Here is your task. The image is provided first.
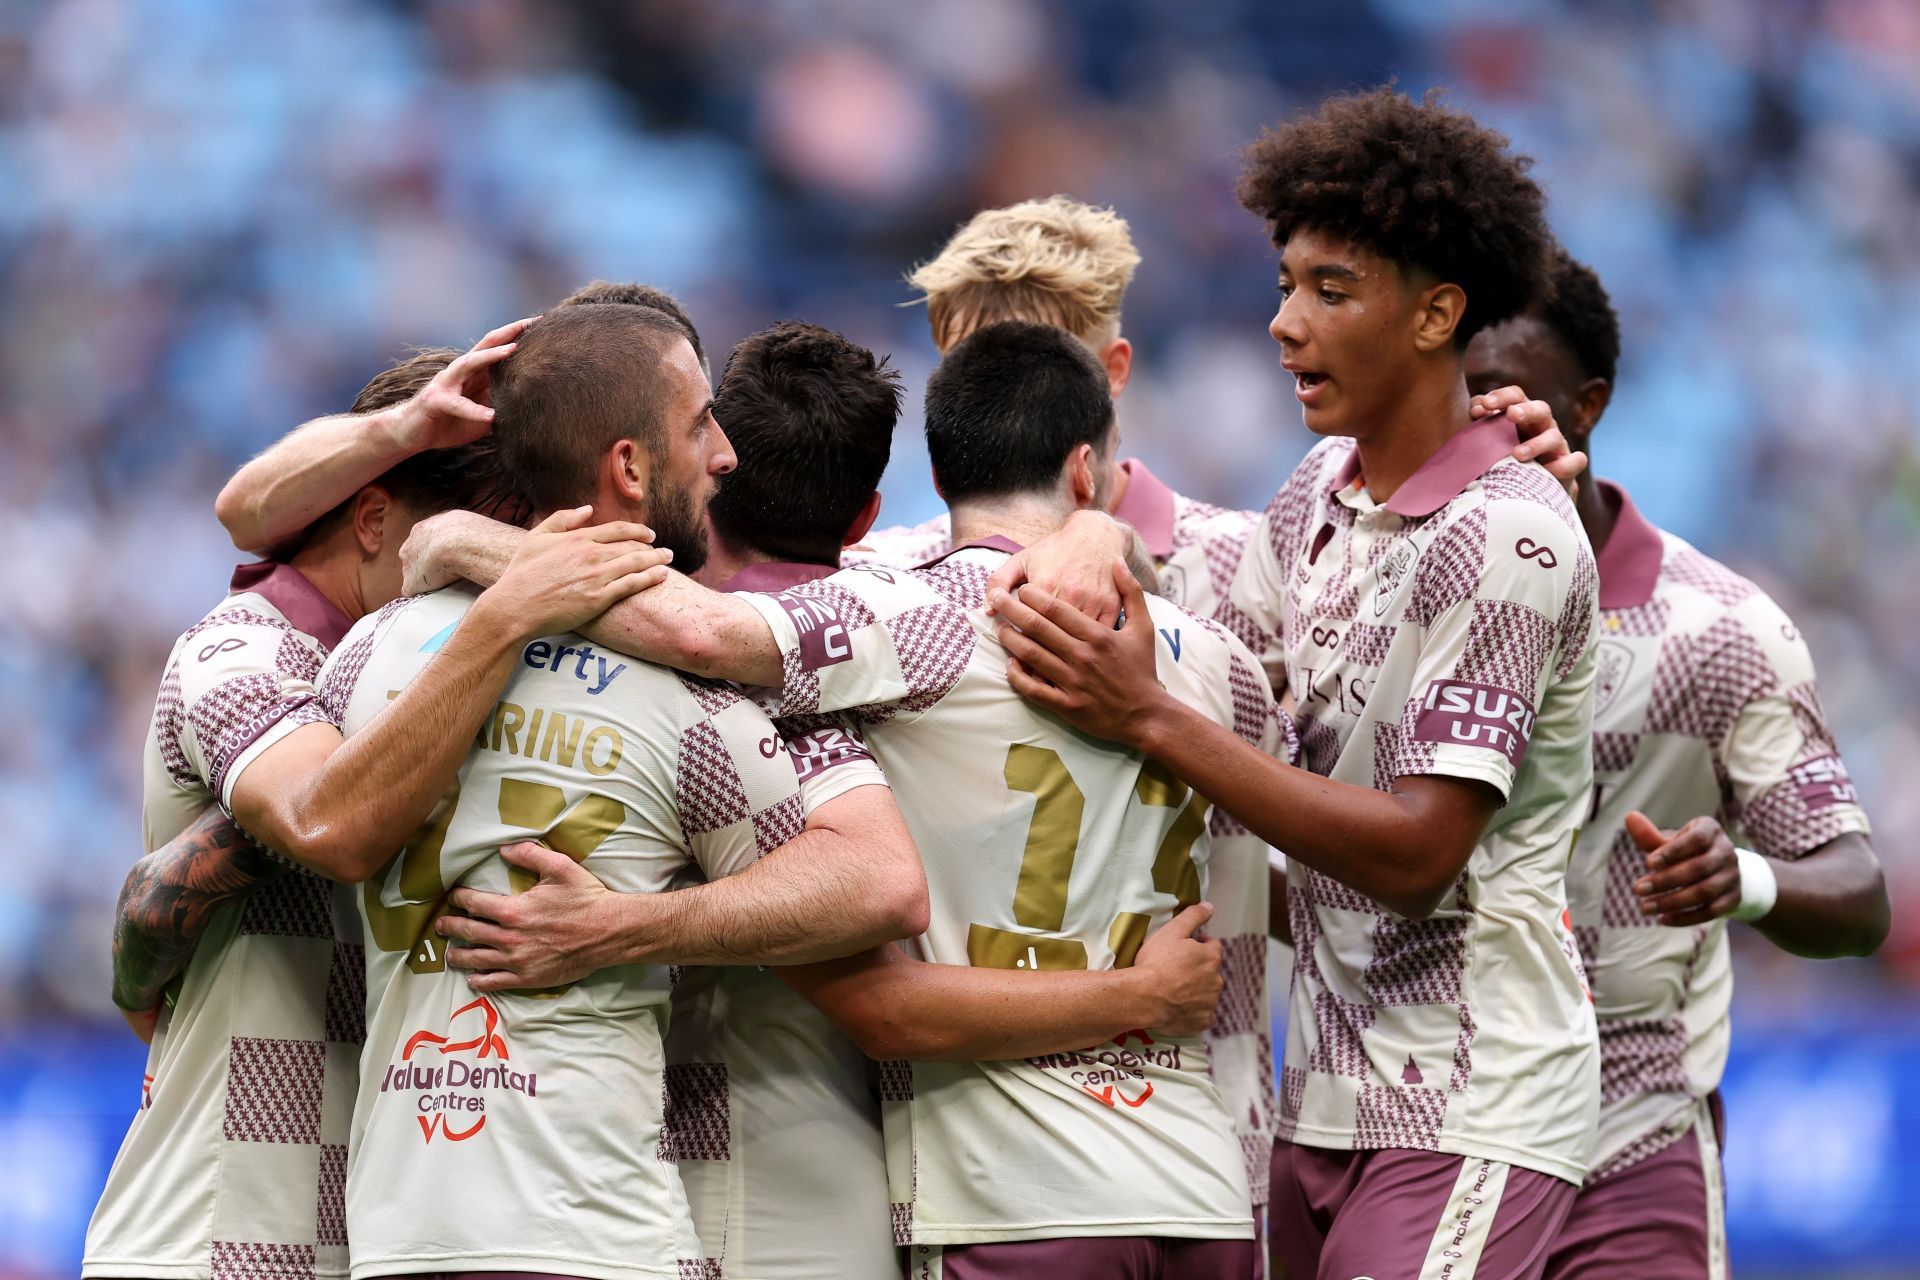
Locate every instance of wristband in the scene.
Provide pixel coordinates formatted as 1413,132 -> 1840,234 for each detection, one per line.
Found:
1731,847 -> 1778,922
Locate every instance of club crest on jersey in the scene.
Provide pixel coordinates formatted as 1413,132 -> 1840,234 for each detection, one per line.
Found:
1593,641 -> 1634,716
1371,543 -> 1416,618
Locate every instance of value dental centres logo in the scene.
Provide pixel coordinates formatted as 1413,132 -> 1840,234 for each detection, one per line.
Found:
378,996 -> 540,1143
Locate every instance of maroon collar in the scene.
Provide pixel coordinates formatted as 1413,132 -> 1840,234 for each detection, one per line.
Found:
917,534 -> 1024,568
1326,413 -> 1520,518
1110,457 -> 1176,558
716,560 -> 837,594
1593,480 -> 1664,610
228,561 -> 354,649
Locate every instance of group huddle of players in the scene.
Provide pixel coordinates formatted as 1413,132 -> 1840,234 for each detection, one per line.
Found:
83,87 -> 1887,1280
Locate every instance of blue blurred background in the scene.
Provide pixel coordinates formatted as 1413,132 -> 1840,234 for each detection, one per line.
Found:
2,0 -> 1917,1275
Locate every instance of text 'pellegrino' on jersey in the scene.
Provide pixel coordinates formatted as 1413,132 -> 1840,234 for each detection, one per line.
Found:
522,639 -> 626,695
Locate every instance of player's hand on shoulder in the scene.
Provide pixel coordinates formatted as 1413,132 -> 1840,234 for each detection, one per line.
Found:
439,842 -> 622,991
389,317 -> 536,452
991,557 -> 1168,749
987,509 -> 1130,627
479,506 -> 673,639
1472,383 -> 1588,495
1627,810 -> 1742,927
1133,901 -> 1224,1038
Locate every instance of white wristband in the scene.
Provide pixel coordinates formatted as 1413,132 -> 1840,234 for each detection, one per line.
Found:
1731,847 -> 1778,922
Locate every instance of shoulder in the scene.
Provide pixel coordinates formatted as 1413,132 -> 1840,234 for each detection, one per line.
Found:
1653,536 -> 1808,683
1145,597 -> 1274,739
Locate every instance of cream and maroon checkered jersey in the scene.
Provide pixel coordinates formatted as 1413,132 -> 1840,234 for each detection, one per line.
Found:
1227,417 -> 1602,1186
736,540 -> 1292,1246
840,471 -> 1278,1218
666,561 -> 899,1280
1571,483 -> 1870,1180
87,563 -> 362,1280
315,583 -> 885,1280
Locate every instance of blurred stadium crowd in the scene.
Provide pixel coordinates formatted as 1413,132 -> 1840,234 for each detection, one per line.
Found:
1,0 -> 1917,1035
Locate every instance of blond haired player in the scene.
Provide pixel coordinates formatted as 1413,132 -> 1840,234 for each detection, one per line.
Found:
303,304 -> 933,1280
86,338 -> 671,1280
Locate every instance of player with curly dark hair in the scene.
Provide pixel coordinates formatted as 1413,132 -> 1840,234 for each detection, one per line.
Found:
986,88 -> 1605,1280
1467,251 -> 1887,1280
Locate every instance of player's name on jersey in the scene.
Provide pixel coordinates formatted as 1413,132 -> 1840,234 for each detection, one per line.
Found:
386,687 -> 632,775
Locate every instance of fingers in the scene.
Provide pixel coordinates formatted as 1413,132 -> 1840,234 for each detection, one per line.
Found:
1478,384 -> 1526,412
447,885 -> 516,921
473,316 -> 540,351
586,520 -> 656,545
496,841 -> 588,883
1160,900 -> 1216,939
444,946 -> 512,972
984,554 -> 1030,613
1005,657 -> 1076,714
1544,450 -> 1588,484
530,505 -> 594,535
1113,557 -> 1149,632
465,969 -> 533,993
437,913 -> 510,948
609,566 -> 672,596
1511,423 -> 1565,459
597,546 -> 675,580
1623,811 -> 1666,856
986,586 -> 1072,649
996,621 -> 1082,689
1640,865 -> 1740,922
1655,890 -> 1743,928
1644,816 -> 1720,871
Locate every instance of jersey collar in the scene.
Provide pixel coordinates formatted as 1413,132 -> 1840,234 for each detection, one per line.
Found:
916,534 -> 1024,567
1326,413 -> 1520,518
1593,480 -> 1664,610
1109,457 -> 1176,559
228,561 -> 354,649
715,560 -> 837,594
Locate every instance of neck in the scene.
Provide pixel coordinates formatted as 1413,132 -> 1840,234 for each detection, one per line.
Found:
697,531 -> 828,588
948,493 -> 1078,550
286,541 -> 368,622
1575,458 -> 1616,552
1354,359 -> 1471,505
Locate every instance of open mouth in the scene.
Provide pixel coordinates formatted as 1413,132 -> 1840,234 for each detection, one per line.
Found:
1293,370 -> 1328,398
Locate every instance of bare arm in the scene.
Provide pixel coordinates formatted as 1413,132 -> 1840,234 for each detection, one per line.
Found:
994,561 -> 1497,919
1269,861 -> 1292,946
1629,815 -> 1889,958
231,511 -> 670,882
112,806 -> 284,1037
217,319 -> 532,553
407,509 -> 783,685
777,902 -> 1223,1061
440,785 -> 930,987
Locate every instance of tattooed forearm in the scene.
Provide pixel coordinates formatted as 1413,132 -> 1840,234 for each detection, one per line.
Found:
111,805 -> 284,1013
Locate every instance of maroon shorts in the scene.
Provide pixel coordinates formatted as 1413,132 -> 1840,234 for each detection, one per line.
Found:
906,1235 -> 1258,1279
1545,1098 -> 1728,1280
1270,1139 -> 1578,1280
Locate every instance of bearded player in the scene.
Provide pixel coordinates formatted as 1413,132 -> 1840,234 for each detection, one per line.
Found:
1465,248 -> 1888,1280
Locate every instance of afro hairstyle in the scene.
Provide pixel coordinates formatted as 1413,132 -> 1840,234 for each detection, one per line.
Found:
1237,87 -> 1554,343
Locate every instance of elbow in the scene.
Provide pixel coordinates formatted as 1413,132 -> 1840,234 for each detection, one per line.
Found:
849,1018 -> 954,1064
285,820 -> 384,884
886,874 -> 931,941
1380,869 -> 1459,921
213,482 -> 260,552
1843,873 -> 1893,957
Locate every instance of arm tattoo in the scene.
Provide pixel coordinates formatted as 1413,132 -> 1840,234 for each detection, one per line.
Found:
111,806 -> 285,1013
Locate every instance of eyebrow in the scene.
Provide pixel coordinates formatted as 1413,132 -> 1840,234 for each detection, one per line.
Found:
1279,260 -> 1363,283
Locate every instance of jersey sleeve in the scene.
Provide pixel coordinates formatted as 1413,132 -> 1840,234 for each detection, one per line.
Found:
671,682 -> 814,882
778,715 -> 890,811
1388,496 -> 1593,800
735,567 -> 973,724
1715,597 -> 1871,859
156,605 -> 335,810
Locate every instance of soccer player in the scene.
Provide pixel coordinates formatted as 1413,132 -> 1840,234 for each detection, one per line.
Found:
301,303 -> 934,1280
1463,250 -> 1889,1279
86,340 -> 669,1280
214,281 -> 706,559
413,318 -> 1285,1277
421,319 -> 1234,1280
988,89 -> 1603,1279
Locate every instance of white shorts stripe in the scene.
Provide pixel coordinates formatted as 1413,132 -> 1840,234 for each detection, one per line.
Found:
1696,1098 -> 1728,1280
1419,1156 -> 1512,1280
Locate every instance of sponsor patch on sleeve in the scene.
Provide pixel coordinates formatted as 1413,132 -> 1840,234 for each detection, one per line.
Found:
1412,679 -> 1537,765
784,722 -> 875,783
1789,753 -> 1857,811
770,588 -> 857,672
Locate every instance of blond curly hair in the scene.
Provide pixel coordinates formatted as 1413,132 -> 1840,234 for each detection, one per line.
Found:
908,196 -> 1141,351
